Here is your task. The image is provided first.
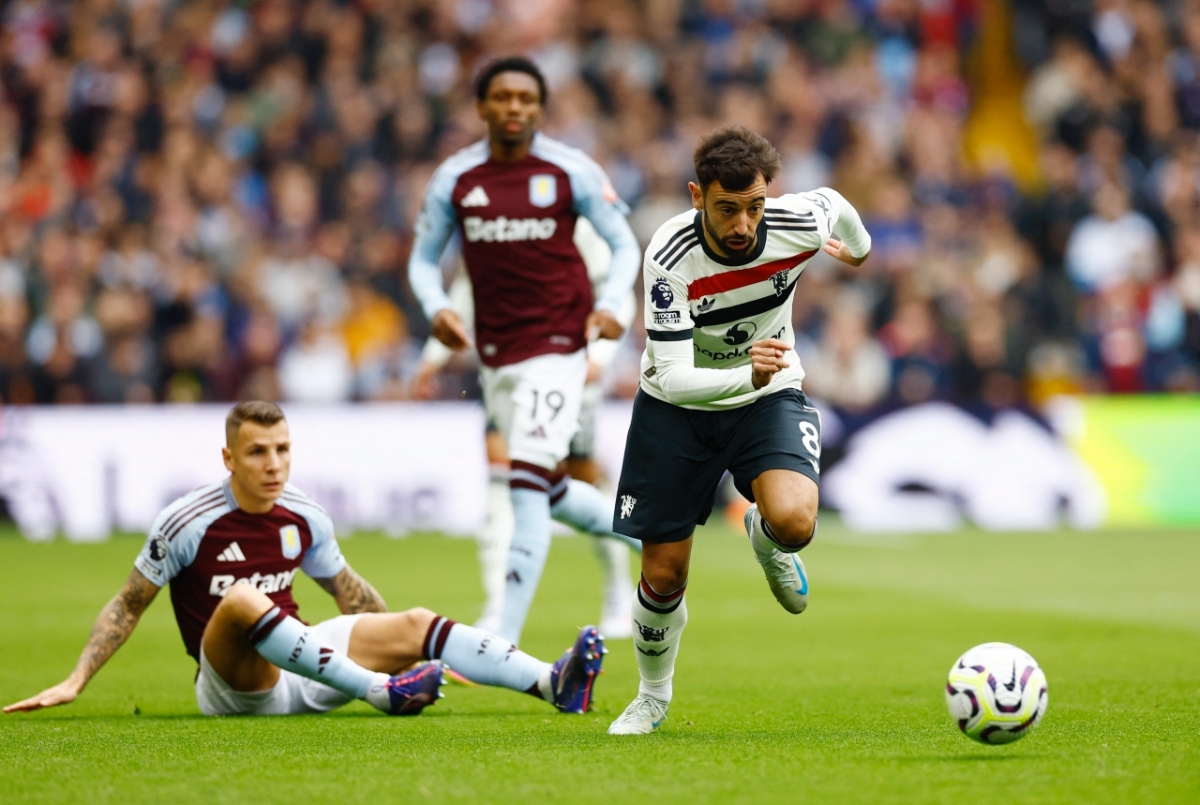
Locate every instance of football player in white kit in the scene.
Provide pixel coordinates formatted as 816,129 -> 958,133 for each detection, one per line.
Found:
412,218 -> 638,639
605,126 -> 872,734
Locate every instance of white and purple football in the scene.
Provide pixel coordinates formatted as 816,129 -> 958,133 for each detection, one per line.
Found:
945,642 -> 1049,745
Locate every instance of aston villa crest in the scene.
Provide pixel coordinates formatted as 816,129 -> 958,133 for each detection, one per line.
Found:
280,525 -> 302,559
529,174 -> 557,208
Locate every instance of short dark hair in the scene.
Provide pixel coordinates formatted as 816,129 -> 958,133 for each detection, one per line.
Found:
475,56 -> 547,105
693,126 -> 782,191
226,400 -> 285,446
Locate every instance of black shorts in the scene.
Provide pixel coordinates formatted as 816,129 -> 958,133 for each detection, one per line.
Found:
613,388 -> 822,543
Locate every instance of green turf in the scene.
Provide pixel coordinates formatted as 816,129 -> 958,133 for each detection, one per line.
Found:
1,519 -> 1197,804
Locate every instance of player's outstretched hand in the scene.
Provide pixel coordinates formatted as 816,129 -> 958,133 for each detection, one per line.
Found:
821,237 -> 869,267
586,309 -> 624,342
749,338 -> 791,389
4,678 -> 82,713
431,309 -> 471,350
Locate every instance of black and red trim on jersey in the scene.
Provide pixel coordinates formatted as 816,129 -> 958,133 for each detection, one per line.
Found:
686,249 -> 817,301
646,328 -> 694,341
764,210 -> 817,231
654,226 -> 698,264
693,276 -> 799,328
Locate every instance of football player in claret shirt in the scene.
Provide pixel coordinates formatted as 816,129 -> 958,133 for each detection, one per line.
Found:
606,127 -> 872,734
411,218 -> 639,641
407,56 -> 642,646
4,402 -> 604,718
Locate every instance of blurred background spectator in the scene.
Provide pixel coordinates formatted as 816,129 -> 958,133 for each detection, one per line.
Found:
0,0 -> 1197,424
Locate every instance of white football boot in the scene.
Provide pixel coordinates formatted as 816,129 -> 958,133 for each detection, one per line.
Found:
744,503 -> 809,614
607,694 -> 669,735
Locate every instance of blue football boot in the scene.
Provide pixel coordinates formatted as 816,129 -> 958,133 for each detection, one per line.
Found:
549,626 -> 606,713
384,660 -> 445,716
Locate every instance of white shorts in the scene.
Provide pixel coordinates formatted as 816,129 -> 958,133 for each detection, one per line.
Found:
195,614 -> 363,716
481,350 -> 588,471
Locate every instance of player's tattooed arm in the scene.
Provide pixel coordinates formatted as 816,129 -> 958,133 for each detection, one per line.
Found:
4,568 -> 159,713
314,566 -> 388,615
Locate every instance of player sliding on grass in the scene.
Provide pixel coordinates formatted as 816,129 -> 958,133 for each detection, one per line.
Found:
4,401 -> 604,718
607,126 -> 871,734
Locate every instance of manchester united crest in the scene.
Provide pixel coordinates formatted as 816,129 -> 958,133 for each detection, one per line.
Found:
771,269 -> 790,296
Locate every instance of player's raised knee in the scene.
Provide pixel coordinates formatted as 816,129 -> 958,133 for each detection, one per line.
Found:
761,504 -> 817,550
216,580 -> 274,616
218,580 -> 272,611
642,566 -> 688,597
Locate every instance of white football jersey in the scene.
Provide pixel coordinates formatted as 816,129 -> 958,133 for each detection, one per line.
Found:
639,190 -> 842,410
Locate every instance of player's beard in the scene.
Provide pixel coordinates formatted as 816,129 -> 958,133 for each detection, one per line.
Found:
702,211 -> 756,257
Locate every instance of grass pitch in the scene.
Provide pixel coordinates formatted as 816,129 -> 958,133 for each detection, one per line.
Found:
1,518 -> 1197,804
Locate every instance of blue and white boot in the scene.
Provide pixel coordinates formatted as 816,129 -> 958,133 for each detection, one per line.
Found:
607,694 -> 669,735
744,503 -> 809,614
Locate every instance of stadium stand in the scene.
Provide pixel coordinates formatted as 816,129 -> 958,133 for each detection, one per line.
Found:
0,0 -> 1197,423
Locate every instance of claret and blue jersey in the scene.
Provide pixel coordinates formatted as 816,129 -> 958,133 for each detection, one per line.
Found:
134,479 -> 345,662
408,133 -> 641,367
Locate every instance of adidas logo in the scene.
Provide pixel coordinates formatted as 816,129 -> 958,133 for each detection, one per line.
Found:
461,186 -> 490,207
217,542 -> 246,562
697,297 -> 715,312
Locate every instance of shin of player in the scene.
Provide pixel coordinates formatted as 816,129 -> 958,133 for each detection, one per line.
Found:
231,590 -> 559,706
475,432 -> 515,632
501,452 -> 642,644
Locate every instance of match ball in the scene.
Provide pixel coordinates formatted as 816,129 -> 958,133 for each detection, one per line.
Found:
945,642 -> 1048,745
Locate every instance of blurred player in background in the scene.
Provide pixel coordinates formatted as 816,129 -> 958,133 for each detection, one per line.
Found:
412,218 -> 637,639
407,57 -> 641,645
606,127 -> 871,734
4,402 -> 604,718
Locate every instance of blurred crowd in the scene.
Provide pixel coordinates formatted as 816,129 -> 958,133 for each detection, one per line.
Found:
1,0 -> 1199,418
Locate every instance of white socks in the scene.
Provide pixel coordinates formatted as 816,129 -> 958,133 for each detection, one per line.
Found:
497,487 -> 552,644
496,475 -> 644,644
631,577 -> 687,703
595,537 -> 633,632
247,607 -> 379,700
423,615 -> 549,695
476,471 -> 515,630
